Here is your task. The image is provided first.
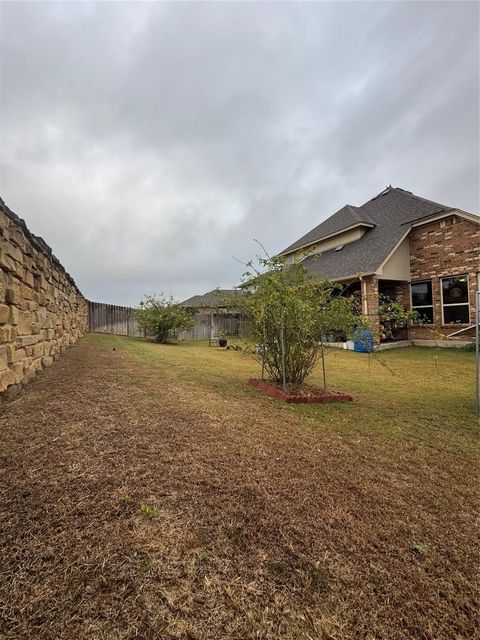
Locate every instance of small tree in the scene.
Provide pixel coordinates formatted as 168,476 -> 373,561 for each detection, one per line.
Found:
135,294 -> 194,343
238,255 -> 367,389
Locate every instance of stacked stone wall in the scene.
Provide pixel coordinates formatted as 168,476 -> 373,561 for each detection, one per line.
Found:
0,198 -> 88,400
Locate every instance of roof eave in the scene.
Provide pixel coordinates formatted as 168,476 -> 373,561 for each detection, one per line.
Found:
308,271 -> 376,282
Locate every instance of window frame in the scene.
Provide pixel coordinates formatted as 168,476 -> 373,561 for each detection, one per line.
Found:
410,279 -> 434,324
440,274 -> 470,325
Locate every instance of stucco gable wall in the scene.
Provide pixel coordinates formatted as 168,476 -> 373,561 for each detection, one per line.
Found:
377,237 -> 411,281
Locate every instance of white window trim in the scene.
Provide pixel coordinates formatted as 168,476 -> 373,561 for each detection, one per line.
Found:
410,280 -> 434,324
440,274 -> 470,325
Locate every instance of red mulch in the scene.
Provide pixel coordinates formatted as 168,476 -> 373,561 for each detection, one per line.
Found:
248,378 -> 353,404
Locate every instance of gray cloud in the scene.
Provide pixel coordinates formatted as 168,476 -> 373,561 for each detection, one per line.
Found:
1,1 -> 478,305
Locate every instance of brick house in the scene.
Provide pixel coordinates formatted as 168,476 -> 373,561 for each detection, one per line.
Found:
278,187 -> 479,344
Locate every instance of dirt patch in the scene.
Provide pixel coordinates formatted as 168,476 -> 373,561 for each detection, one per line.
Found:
248,378 -> 353,403
1,336 -> 479,640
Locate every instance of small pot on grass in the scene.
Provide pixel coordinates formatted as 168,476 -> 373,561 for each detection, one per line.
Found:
218,330 -> 228,348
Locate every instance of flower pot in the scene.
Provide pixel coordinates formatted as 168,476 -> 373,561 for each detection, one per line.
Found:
218,338 -> 227,347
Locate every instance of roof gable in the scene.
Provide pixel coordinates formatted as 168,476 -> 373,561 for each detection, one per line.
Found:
279,186 -> 477,280
280,204 -> 375,255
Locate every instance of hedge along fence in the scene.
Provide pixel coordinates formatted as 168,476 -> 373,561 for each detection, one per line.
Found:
88,302 -> 249,341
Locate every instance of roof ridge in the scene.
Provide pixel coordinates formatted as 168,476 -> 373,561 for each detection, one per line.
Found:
394,188 -> 448,211
365,185 -> 449,212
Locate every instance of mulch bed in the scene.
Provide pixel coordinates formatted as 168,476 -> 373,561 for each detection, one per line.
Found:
248,378 -> 353,404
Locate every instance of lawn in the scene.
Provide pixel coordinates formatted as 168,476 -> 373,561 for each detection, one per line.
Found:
102,334 -> 478,453
1,334 -> 478,640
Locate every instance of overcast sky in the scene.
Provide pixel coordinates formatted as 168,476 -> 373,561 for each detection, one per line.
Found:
1,1 -> 478,305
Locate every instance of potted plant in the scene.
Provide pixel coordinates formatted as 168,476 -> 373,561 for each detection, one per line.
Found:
218,329 -> 228,348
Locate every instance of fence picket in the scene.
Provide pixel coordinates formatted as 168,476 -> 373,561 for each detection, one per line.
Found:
88,301 -> 143,337
88,302 -> 249,340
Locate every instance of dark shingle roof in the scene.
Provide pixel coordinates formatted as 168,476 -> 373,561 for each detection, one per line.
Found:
180,289 -> 242,308
280,187 -> 470,280
280,204 -> 375,255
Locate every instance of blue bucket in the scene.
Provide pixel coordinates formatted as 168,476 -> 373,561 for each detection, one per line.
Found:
353,327 -> 374,353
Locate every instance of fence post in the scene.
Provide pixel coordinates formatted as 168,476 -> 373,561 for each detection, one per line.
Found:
280,312 -> 287,393
261,320 -> 266,381
476,290 -> 479,417
319,333 -> 327,391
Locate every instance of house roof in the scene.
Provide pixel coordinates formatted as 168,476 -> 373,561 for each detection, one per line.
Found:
280,204 -> 376,255
280,186 -> 479,280
180,289 -> 242,308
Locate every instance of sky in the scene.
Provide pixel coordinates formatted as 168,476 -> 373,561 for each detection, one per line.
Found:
1,1 -> 479,305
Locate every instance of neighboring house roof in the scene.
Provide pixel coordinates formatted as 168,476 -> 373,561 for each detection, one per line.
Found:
280,186 -> 479,280
180,289 -> 242,308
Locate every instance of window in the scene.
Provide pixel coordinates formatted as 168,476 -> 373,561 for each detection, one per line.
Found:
411,280 -> 434,324
441,275 -> 469,325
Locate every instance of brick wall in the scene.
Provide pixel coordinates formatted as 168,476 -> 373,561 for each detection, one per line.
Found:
394,282 -> 410,308
0,198 -> 88,400
408,214 -> 479,339
361,275 -> 380,341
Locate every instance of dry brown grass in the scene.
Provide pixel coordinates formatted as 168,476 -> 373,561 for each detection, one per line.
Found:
1,334 -> 479,640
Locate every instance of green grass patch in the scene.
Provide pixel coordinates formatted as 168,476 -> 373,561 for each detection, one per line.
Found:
84,333 -> 479,456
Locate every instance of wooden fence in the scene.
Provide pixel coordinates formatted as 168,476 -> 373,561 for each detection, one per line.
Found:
177,315 -> 250,341
88,302 -> 249,341
88,301 -> 144,337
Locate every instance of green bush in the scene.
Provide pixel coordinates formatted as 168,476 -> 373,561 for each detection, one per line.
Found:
237,255 -> 369,387
135,294 -> 194,343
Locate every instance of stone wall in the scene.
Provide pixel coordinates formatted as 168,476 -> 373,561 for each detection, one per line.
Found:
408,214 -> 479,339
0,198 -> 88,400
